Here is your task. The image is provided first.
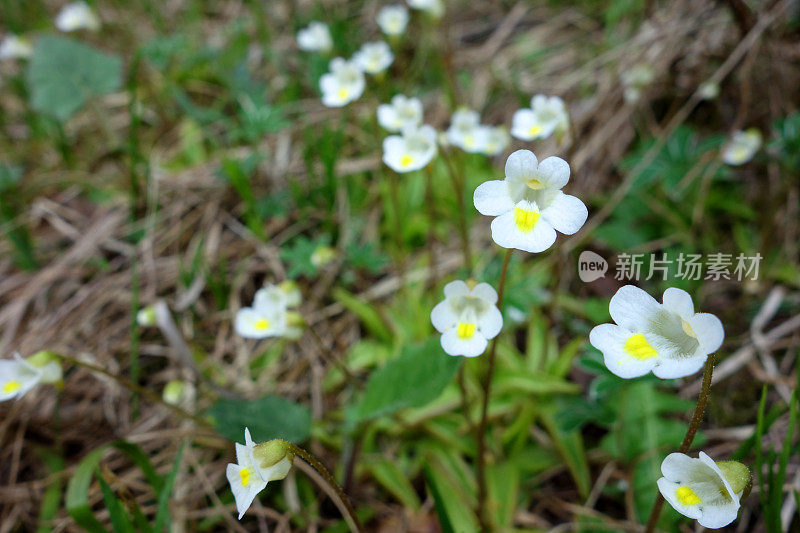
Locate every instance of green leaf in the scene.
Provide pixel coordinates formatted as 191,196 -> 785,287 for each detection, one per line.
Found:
332,287 -> 393,344
65,447 -> 110,533
362,458 -> 421,509
153,443 -> 184,532
539,402 -> 591,498
35,449 -> 65,533
349,337 -> 460,423
487,462 -> 519,528
97,470 -> 137,533
27,36 -> 122,121
424,462 -> 478,533
209,395 -> 312,443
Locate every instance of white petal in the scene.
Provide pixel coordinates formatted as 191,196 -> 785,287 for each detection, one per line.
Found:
537,156 -> 570,189
589,324 -> 657,379
658,478 -> 703,520
652,355 -> 706,379
608,285 -> 662,332
377,104 -> 399,131
698,451 -> 738,501
504,149 -> 538,181
226,463 -> 268,520
473,180 -> 514,216
430,300 -> 458,332
244,428 -> 254,447
443,280 -> 469,298
510,109 -> 537,141
259,456 -> 293,482
540,192 -> 587,235
661,288 -> 694,319
477,306 -> 503,339
688,313 -> 724,355
469,283 -> 498,305
661,453 -> 698,482
0,359 -> 42,401
490,211 -> 556,253
697,502 -> 740,529
440,329 -> 488,357
235,308 -> 277,339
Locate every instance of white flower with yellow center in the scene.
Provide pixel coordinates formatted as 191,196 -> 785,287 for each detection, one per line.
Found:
481,126 -> 510,156
657,452 -> 748,529
511,95 -> 568,142
353,41 -> 394,75
408,0 -> 444,17
377,94 -> 423,132
721,129 -> 761,166
55,2 -> 100,32
319,57 -> 365,108
431,280 -> 503,357
296,21 -> 332,53
446,108 -> 484,152
235,283 -> 301,339
0,352 -> 62,402
473,149 -> 587,253
226,429 -> 293,520
0,35 -> 33,60
589,286 -> 724,379
382,124 -> 437,173
377,5 -> 409,36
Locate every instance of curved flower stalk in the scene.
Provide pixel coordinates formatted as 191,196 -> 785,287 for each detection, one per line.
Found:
721,129 -> 761,166
226,429 -> 293,519
377,5 -> 409,36
353,41 -> 394,75
377,94 -> 423,132
431,280 -> 503,357
320,58 -> 365,108
382,124 -> 438,173
55,2 -> 100,32
297,21 -> 333,53
473,149 -> 587,253
657,452 -> 749,529
0,352 -> 62,402
589,286 -> 724,379
235,282 -> 304,339
0,35 -> 33,61
511,95 -> 569,142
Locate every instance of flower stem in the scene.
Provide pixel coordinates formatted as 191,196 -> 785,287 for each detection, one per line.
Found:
441,148 -> 473,273
424,165 -> 439,286
644,353 -> 715,533
287,443 -> 365,533
475,248 -> 512,532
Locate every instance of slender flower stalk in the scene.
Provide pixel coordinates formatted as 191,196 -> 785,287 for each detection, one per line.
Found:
644,353 -> 715,533
287,443 -> 365,532
424,165 -> 439,286
475,248 -> 512,531
440,147 -> 473,272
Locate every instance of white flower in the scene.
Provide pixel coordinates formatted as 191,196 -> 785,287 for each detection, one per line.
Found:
0,352 -> 62,402
55,2 -> 100,32
382,124 -> 438,173
721,129 -> 761,166
319,57 -> 365,107
621,63 -> 655,103
0,35 -> 33,60
353,41 -> 394,75
446,108 -> 483,152
510,95 -> 568,142
296,21 -> 332,53
431,280 -> 503,357
482,126 -> 510,156
226,429 -> 293,520
377,94 -> 423,132
473,149 -> 587,253
377,5 -> 409,36
235,283 -> 301,339
408,0 -> 444,17
657,452 -> 747,529
589,286 -> 724,379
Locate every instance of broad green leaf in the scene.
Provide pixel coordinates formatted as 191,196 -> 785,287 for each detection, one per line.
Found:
487,462 -> 519,528
349,337 -> 460,423
362,458 -> 421,509
27,36 -> 122,121
65,447 -> 110,533
493,369 -> 579,396
424,462 -> 478,533
209,395 -> 312,443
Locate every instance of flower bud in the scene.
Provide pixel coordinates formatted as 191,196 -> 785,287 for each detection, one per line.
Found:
718,460 -> 751,497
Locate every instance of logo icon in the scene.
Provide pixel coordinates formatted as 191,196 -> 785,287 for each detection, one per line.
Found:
578,250 -> 608,282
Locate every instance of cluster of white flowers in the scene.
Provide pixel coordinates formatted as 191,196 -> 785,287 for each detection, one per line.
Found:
235,281 -> 304,340
0,352 -> 62,402
511,95 -> 569,142
446,108 -> 510,156
721,129 -> 761,166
